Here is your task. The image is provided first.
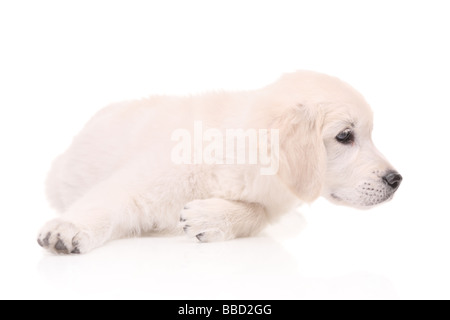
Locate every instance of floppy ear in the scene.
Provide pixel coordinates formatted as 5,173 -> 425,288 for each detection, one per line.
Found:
276,104 -> 326,202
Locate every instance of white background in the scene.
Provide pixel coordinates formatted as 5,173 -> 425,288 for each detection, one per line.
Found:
1,0 -> 449,300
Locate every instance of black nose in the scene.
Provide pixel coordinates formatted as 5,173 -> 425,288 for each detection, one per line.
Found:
383,171 -> 402,190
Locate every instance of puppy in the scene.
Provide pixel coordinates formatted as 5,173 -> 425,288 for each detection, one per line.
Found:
38,71 -> 402,254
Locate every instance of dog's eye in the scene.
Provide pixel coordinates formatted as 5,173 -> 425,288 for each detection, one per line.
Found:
335,129 -> 354,144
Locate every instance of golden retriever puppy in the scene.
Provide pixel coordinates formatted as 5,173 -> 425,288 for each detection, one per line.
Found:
38,71 -> 402,254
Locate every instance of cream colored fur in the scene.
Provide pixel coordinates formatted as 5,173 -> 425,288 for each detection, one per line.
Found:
38,71 -> 399,254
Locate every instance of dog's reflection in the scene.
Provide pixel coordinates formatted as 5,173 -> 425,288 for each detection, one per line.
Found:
38,212 -> 397,300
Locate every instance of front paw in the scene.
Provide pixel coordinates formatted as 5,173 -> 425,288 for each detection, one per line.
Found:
180,200 -> 230,242
37,219 -> 90,255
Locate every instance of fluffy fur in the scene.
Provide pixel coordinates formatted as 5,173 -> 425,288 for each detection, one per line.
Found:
38,71 -> 401,254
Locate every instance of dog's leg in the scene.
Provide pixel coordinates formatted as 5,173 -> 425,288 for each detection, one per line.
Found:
180,198 -> 268,242
38,181 -> 127,254
37,166 -> 162,255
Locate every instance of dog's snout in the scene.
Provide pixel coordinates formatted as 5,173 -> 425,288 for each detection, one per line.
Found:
383,171 -> 402,190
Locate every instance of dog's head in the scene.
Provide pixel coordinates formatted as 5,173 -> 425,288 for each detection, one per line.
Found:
270,71 -> 402,208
